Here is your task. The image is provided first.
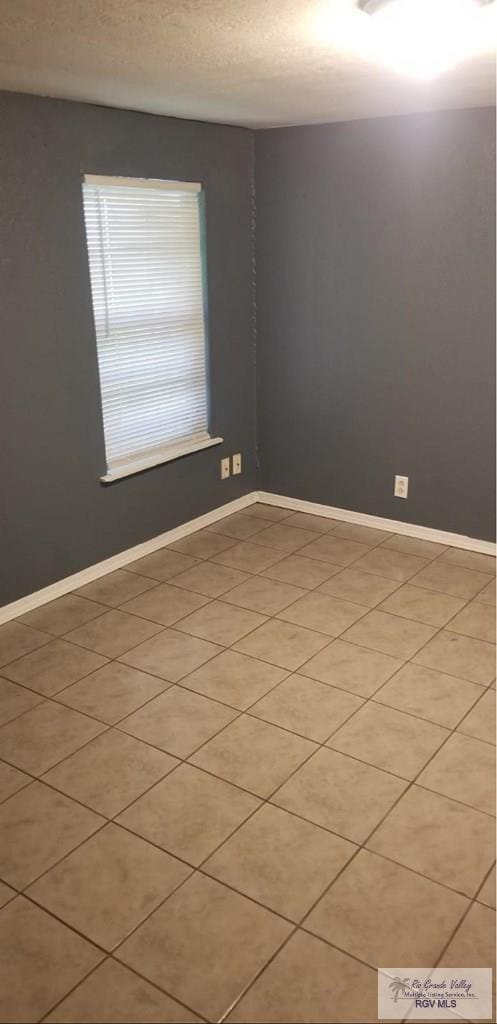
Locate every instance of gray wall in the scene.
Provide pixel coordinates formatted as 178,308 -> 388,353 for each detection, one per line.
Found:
0,91 -> 256,605
2,97 -> 495,607
256,108 -> 496,541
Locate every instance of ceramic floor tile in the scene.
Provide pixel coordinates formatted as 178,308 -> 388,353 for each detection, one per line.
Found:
300,638 -> 402,697
254,522 -> 320,553
0,897 -> 103,1024
117,763 -> 259,866
475,579 -> 496,606
208,512 -> 271,540
373,662 -> 483,729
332,522 -> 391,545
305,849 -> 468,967
342,610 -> 436,659
2,639 -> 107,696
233,618 -> 329,670
381,534 -> 448,559
74,569 -> 159,607
439,548 -> 496,575
0,697 -> 107,776
0,620 -> 49,667
261,553 -> 339,589
56,661 -> 168,724
170,530 -> 237,559
477,865 -> 496,909
418,732 -> 495,815
27,823 -> 191,951
20,594 -> 107,636
247,503 -> 293,521
119,628 -> 221,682
447,599 -> 497,643
212,540 -> 285,574
378,584 -> 466,627
190,714 -> 316,797
43,729 -> 178,817
65,610 -> 163,658
277,591 -> 368,637
204,803 -> 356,922
117,873 -> 291,1022
353,547 -> 429,582
4,520 -> 494,1024
0,781 -> 103,888
458,689 -> 496,744
125,547 -> 199,581
273,747 -> 407,843
119,685 -> 237,758
250,673 -> 363,742
174,600 -> 267,646
328,701 -> 448,780
120,583 -> 209,627
46,959 -> 202,1023
299,534 -> 370,567
410,561 -> 492,600
440,902 -> 496,968
284,511 -> 338,533
0,759 -> 31,803
169,561 -> 250,598
413,630 -> 496,686
0,677 -> 43,726
178,649 -> 288,710
0,699 -> 106,776
367,785 -> 496,896
319,568 -> 400,608
226,929 -> 378,1024
223,575 -> 307,615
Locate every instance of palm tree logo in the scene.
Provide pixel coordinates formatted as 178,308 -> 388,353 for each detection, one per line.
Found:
389,977 -> 410,1003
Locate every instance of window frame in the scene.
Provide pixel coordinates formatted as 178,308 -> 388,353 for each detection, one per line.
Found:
82,174 -> 222,483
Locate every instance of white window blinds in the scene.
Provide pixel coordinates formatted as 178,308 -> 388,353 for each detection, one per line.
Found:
82,175 -> 218,481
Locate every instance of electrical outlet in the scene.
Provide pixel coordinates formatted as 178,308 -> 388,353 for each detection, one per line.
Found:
232,453 -> 242,475
394,475 -> 409,499
220,457 -> 230,480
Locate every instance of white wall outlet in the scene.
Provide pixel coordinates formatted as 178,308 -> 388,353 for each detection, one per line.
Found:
220,457 -> 230,480
394,475 -> 409,499
232,453 -> 242,475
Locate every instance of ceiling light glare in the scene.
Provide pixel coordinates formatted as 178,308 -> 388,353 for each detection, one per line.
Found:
367,0 -> 494,78
316,0 -> 496,79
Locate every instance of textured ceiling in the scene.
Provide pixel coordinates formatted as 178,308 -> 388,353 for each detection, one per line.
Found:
0,0 -> 495,128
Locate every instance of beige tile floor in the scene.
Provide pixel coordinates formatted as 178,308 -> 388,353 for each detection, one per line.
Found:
0,502 -> 495,1023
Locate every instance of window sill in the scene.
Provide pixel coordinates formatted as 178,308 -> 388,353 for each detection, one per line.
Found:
100,436 -> 224,483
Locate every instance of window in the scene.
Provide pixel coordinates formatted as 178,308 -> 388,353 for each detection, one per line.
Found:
82,175 -> 222,482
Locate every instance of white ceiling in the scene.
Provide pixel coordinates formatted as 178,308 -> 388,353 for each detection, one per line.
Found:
0,0 -> 495,128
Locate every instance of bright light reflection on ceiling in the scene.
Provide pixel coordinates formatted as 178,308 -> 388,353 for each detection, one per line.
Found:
315,0 -> 496,79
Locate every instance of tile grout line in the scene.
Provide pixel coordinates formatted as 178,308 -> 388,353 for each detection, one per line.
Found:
1,618 -> 493,750
0,507 -> 494,1022
423,857 -> 497,1024
39,952 -> 210,1024
0,563 -> 493,830
213,542 -> 496,1016
0,531 -> 494,854
4,665 -> 489,1020
13,575 -> 493,1014
221,711 -> 493,1018
1,527 -> 493,695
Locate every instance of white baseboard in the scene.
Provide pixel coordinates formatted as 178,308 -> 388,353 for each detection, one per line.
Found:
0,492 -> 257,625
2,488 -> 494,625
257,491 -> 497,557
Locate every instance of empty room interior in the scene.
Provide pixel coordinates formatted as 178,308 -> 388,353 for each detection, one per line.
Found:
0,1 -> 496,1022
